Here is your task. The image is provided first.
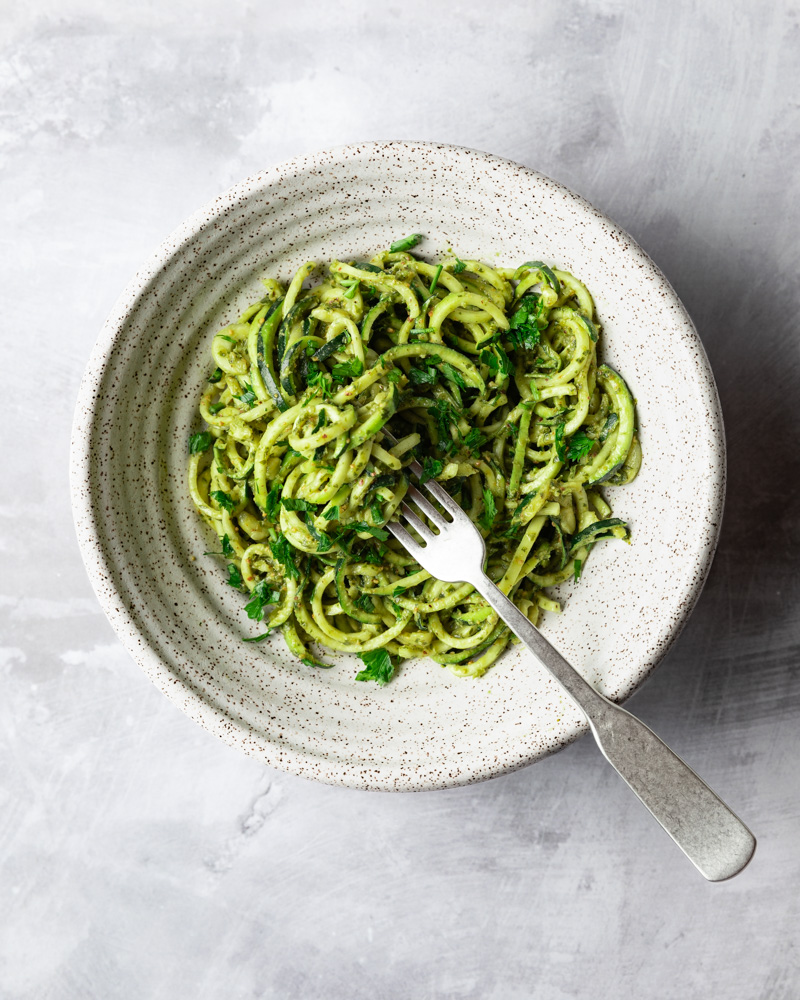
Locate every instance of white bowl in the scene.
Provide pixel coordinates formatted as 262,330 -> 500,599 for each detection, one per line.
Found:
70,141 -> 725,790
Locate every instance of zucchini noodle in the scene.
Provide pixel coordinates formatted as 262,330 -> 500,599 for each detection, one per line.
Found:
188,239 -> 641,682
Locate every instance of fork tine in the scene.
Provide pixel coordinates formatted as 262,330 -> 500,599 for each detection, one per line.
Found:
405,485 -> 451,527
386,519 -> 424,555
399,503 -> 435,541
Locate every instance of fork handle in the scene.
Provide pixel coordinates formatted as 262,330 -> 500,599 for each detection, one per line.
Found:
472,573 -> 756,881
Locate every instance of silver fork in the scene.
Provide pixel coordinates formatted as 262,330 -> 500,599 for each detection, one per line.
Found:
386,450 -> 756,881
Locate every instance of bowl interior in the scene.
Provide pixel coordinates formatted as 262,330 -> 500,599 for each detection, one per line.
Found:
71,142 -> 724,790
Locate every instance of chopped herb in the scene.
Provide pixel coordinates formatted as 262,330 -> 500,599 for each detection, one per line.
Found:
496,345 -> 513,376
331,357 -> 364,384
478,489 -> 497,531
222,534 -> 234,557
209,402 -> 225,414
355,648 -> 396,685
236,384 -> 257,408
227,563 -> 243,588
429,264 -> 443,295
208,367 -> 224,383
322,506 -> 340,521
270,533 -> 300,580
407,365 -> 438,387
555,423 -> 566,462
439,361 -> 466,389
312,410 -> 328,433
392,584 -> 407,597
218,334 -> 236,343
354,594 -> 375,612
574,559 -> 583,582
370,502 -> 384,524
386,369 -> 402,384
420,456 -> 444,484
281,497 -> 318,512
462,427 -> 486,454
566,431 -> 595,463
245,580 -> 280,621
265,484 -> 281,520
351,523 -> 389,540
242,631 -> 272,643
189,431 -> 213,454
431,399 -> 457,453
304,516 -> 333,552
480,349 -> 499,374
210,490 -> 236,512
389,234 -> 424,253
306,362 -> 332,399
508,295 -> 543,351
360,545 -> 385,565
341,279 -> 360,299
452,257 -> 467,274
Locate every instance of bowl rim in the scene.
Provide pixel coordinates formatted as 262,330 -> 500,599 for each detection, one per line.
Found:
70,139 -> 726,789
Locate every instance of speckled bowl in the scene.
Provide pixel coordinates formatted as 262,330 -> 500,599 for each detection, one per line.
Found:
70,141 -> 725,790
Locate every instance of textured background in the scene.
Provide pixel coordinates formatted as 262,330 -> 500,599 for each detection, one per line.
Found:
2,1 -> 799,997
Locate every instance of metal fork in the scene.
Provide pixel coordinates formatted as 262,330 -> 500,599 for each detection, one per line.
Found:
386,449 -> 756,881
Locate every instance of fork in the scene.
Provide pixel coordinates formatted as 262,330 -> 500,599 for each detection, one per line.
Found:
385,448 -> 756,881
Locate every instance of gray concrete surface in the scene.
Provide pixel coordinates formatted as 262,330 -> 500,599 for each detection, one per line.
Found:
1,1 -> 799,997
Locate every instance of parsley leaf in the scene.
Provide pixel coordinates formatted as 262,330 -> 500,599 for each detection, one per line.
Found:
306,361 -> 332,399
189,431 -> 213,454
281,497 -> 318,513
431,399 -> 457,453
331,357 -> 364,384
478,489 -> 497,531
480,349 -> 499,374
407,365 -> 438,387
208,367 -> 224,383
555,423 -> 567,462
209,402 -> 225,414
355,648 -> 396,685
389,234 -> 424,253
304,516 -> 332,552
270,534 -> 299,580
211,490 -> 236,512
265,484 -> 281,520
354,594 -> 375,612
222,534 -> 234,557
462,427 -> 486,455
420,456 -> 443,484
351,523 -> 389,540
236,384 -> 257,408
392,584 -> 407,597
322,506 -> 340,521
227,563 -> 243,588
508,295 -> 542,351
386,369 -> 402,384
452,257 -> 467,274
245,580 -> 280,621
566,432 -> 595,463
439,362 -> 466,389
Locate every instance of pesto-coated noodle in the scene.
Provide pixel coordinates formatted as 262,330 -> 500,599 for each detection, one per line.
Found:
188,240 -> 641,682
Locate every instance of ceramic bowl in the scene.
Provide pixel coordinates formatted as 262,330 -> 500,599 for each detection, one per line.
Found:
70,141 -> 725,790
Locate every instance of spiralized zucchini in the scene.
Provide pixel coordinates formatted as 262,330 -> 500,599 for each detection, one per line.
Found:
188,239 -> 641,681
